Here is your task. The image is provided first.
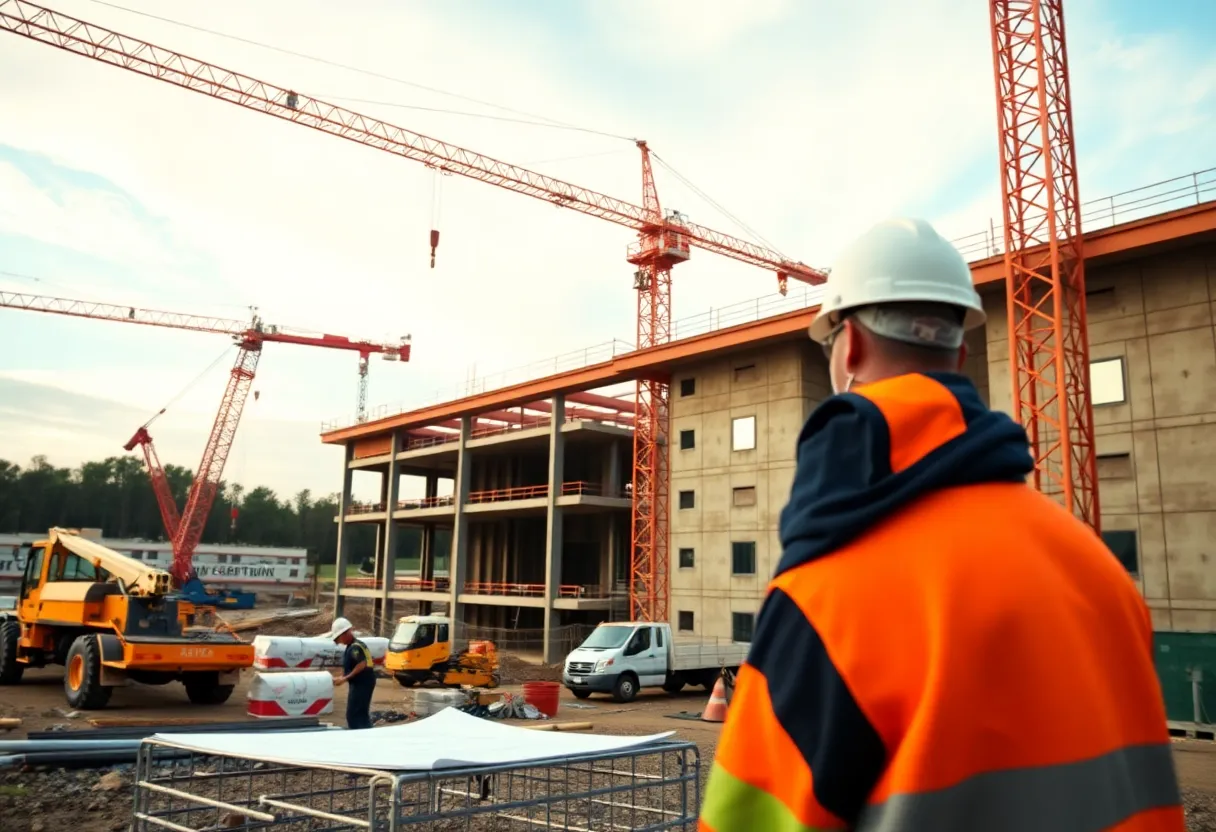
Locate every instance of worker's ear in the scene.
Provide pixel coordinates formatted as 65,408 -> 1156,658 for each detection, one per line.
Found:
842,319 -> 866,375
955,340 -> 969,371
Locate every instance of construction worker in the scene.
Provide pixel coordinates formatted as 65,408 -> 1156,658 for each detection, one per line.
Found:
699,218 -> 1183,831
328,616 -> 376,730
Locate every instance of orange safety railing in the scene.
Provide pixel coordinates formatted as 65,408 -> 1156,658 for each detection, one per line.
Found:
465,481 -> 627,504
466,484 -> 549,504
560,481 -> 627,498
405,433 -> 460,451
343,576 -> 451,592
462,582 -> 608,599
395,495 -> 455,511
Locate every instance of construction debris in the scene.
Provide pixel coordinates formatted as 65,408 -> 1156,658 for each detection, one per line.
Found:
221,607 -> 322,633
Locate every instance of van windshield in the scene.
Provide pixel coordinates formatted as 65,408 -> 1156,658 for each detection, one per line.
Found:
578,626 -> 633,650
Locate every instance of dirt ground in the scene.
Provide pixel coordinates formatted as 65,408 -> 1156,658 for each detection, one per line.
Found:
2,660 -> 1214,830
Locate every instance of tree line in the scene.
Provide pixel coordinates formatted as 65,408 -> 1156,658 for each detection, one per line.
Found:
0,454 -> 354,564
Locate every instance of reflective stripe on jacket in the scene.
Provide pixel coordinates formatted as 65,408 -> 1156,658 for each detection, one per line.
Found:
699,372 -> 1182,832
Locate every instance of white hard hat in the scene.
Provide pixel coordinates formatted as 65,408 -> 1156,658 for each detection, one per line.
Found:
327,616 -> 353,640
808,217 -> 985,344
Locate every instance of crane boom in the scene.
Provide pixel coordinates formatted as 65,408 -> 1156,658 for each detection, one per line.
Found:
170,341 -> 260,584
123,426 -> 181,542
0,291 -> 412,361
0,1 -> 826,288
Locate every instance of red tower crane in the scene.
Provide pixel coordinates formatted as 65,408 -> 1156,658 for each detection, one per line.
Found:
989,0 -> 1099,531
0,290 -> 411,588
0,1 -> 829,623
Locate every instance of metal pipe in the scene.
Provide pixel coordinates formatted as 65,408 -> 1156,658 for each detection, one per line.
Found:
0,739 -> 145,753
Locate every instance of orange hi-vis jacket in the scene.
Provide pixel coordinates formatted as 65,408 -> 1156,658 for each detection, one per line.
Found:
699,372 -> 1183,832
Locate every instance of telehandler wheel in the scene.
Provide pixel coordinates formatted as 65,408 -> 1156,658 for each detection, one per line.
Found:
0,620 -> 23,685
183,672 -> 235,705
65,636 -> 112,710
393,674 -> 417,688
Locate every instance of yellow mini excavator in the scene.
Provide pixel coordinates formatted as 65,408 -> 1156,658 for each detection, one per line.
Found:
384,614 -> 500,688
0,528 -> 254,709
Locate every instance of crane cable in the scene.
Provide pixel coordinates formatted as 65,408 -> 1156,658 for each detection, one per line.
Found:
140,345 -> 234,430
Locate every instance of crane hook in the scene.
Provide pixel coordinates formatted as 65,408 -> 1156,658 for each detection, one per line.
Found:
430,228 -> 440,269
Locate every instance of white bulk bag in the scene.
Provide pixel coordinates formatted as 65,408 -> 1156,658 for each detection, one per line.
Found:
247,670 -> 334,718
252,635 -> 389,670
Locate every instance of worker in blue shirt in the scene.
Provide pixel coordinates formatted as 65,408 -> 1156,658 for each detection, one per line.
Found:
328,616 -> 376,729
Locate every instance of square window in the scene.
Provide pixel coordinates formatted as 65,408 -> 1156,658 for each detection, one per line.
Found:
680,429 -> 696,450
679,547 -> 695,568
732,612 -> 755,643
731,541 -> 756,575
732,416 -> 757,451
1090,358 -> 1126,406
680,378 -> 696,397
678,611 -> 694,631
732,486 -> 757,507
678,490 -> 696,510
1102,529 -> 1139,574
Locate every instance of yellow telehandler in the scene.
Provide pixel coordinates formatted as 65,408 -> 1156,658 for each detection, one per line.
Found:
384,614 -> 499,688
0,528 -> 255,709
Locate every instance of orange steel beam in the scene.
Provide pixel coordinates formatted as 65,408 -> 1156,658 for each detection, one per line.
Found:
322,199 -> 1216,447
567,391 -> 636,413
990,0 -> 1097,529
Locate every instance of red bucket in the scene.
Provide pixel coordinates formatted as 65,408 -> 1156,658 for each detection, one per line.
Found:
521,681 -> 560,718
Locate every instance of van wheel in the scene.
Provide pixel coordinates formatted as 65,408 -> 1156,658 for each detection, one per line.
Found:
662,674 -> 685,694
184,672 -> 235,705
570,688 -> 592,700
65,636 -> 111,710
612,673 -> 638,703
0,621 -> 23,685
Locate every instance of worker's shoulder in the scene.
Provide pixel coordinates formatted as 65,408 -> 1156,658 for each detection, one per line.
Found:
776,482 -> 1125,599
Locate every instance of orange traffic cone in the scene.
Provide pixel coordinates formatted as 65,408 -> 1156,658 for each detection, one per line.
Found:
700,675 -> 729,723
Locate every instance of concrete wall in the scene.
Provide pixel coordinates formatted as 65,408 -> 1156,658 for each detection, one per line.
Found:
669,342 -> 829,642
983,240 -> 1216,633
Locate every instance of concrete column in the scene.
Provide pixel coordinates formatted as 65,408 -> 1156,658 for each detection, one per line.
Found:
420,474 -> 437,581
333,443 -> 355,616
543,394 -> 566,663
378,432 -> 401,630
601,515 -> 615,596
606,440 -> 621,495
447,417 -> 473,627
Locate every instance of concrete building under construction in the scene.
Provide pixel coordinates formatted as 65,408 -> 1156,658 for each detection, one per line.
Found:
322,176 -> 1216,703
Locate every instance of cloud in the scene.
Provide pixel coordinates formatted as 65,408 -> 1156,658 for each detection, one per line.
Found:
0,0 -> 1212,492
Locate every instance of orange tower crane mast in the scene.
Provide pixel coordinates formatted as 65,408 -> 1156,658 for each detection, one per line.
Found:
989,0 -> 1099,531
0,290 -> 411,585
0,1 -> 829,622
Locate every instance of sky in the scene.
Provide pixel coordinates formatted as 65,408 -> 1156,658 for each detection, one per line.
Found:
1,0 -> 1213,503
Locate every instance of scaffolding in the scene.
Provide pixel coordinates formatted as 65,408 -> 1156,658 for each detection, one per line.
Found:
131,738 -> 701,831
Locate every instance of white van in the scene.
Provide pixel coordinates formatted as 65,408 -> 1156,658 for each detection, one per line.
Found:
562,621 -> 748,702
